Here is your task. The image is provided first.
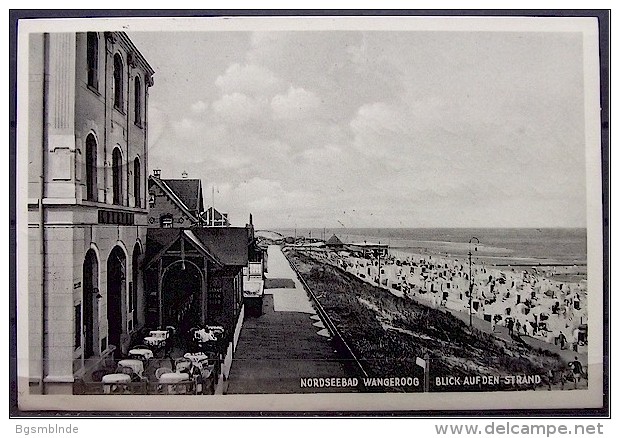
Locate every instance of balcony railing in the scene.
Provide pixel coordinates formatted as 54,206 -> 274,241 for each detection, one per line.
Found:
74,377 -> 222,395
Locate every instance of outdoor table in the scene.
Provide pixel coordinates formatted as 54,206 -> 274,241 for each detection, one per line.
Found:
159,372 -> 190,383
102,373 -> 131,394
184,352 -> 209,365
158,372 -> 191,394
150,330 -> 169,338
207,326 -> 224,334
102,373 -> 132,384
118,359 -> 144,377
129,348 -> 153,361
194,329 -> 218,342
143,336 -> 165,347
145,330 -> 169,348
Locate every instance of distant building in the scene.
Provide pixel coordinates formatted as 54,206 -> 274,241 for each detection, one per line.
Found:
202,206 -> 230,227
326,234 -> 344,249
348,242 -> 389,258
27,32 -> 154,394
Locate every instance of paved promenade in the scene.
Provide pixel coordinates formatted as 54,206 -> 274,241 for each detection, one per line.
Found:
227,246 -> 354,394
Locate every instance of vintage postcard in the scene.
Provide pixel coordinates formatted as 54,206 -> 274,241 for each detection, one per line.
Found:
14,12 -> 607,414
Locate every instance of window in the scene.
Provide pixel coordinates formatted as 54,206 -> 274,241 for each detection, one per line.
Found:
87,33 -> 98,90
134,77 -> 142,125
85,134 -> 97,201
112,148 -> 122,205
133,157 -> 141,208
74,303 -> 82,350
113,54 -> 124,110
161,215 -> 173,228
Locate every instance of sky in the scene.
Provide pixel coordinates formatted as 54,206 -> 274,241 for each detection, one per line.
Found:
128,29 -> 587,229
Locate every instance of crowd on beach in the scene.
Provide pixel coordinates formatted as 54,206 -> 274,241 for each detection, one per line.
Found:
307,247 -> 588,354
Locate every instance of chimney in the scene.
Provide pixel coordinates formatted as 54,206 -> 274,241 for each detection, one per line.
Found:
182,171 -> 188,179
153,169 -> 161,178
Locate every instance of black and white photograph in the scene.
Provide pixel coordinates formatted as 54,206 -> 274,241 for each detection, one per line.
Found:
12,11 -> 608,415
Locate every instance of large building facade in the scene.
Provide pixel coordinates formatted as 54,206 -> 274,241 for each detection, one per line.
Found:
27,32 -> 154,394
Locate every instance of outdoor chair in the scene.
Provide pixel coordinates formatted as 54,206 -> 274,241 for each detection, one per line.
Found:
116,366 -> 137,381
91,369 -> 109,383
155,367 -> 173,380
174,357 -> 193,373
117,365 -> 134,374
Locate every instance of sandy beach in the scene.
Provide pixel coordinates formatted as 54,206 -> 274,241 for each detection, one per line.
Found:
306,246 -> 588,358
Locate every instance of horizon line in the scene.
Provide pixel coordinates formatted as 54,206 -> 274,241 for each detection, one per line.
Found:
257,226 -> 588,230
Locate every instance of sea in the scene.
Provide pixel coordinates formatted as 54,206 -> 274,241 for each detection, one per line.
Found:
272,228 -> 587,266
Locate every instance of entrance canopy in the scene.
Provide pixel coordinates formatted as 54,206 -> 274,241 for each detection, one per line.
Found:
143,227 -> 251,330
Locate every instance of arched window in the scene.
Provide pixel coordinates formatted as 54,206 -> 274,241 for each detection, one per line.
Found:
134,157 -> 141,208
86,32 -> 99,90
113,54 -> 124,111
112,148 -> 122,205
134,76 -> 142,125
85,134 -> 97,201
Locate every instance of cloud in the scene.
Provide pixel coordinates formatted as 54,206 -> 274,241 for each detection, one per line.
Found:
302,144 -> 343,162
271,86 -> 321,120
191,100 -> 208,113
171,117 -> 203,139
145,103 -> 169,152
211,92 -> 268,123
349,102 -> 413,164
350,102 -> 406,134
140,31 -> 587,228
214,63 -> 281,96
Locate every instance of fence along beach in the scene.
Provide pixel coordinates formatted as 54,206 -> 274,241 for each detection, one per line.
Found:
272,228 -> 588,356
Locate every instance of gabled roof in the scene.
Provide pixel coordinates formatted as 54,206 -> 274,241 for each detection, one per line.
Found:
191,227 -> 249,266
149,176 -> 199,223
144,227 -> 250,269
144,228 -> 180,268
163,179 -> 203,213
326,234 -> 344,245
144,228 -> 222,270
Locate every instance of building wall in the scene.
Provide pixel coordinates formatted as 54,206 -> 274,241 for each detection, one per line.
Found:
28,208 -> 148,389
27,33 -> 44,201
73,32 -> 149,208
27,32 -> 153,394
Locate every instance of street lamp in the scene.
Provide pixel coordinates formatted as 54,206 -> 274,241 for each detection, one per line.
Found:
468,237 -> 480,327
